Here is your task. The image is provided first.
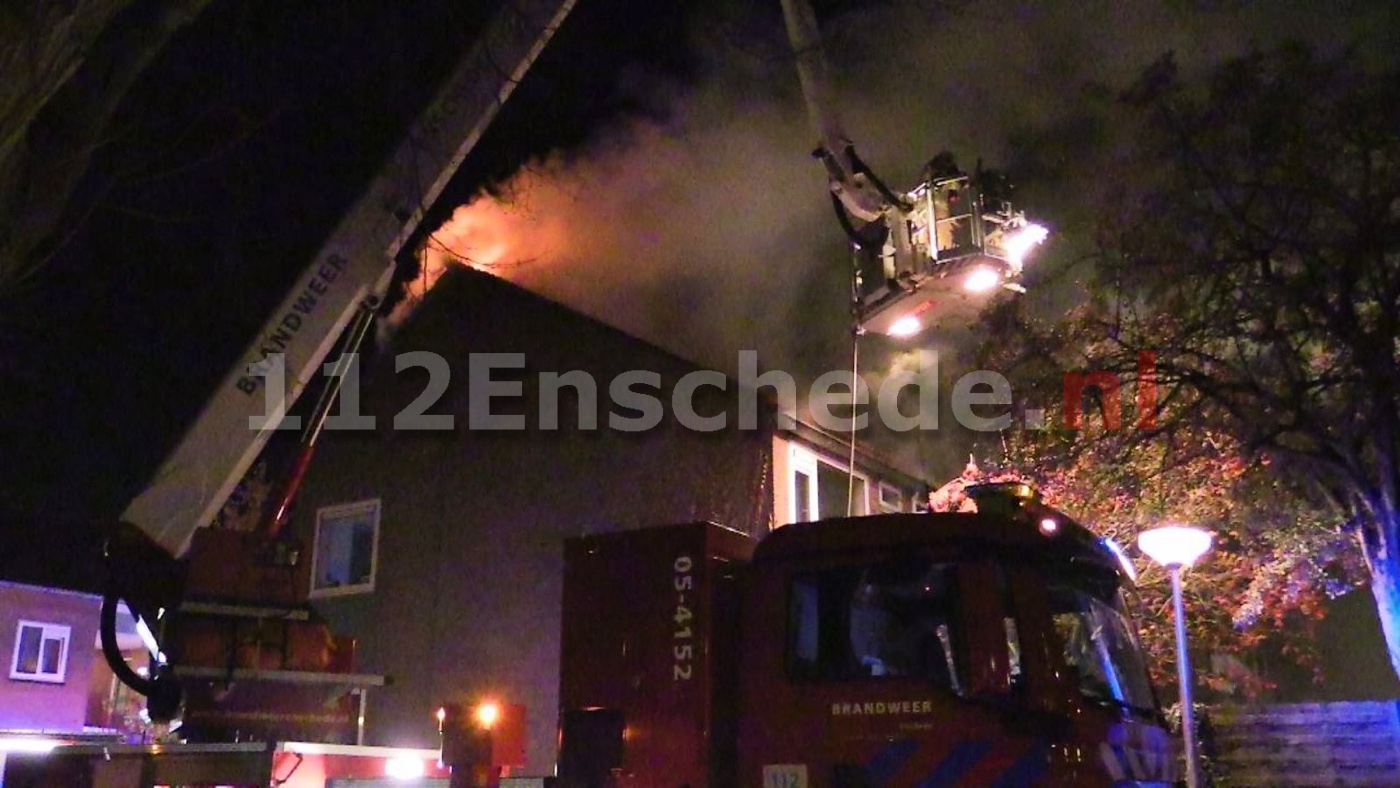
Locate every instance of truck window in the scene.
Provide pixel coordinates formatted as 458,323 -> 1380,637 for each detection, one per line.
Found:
788,556 -> 960,691
1003,616 -> 1022,684
1049,585 -> 1156,716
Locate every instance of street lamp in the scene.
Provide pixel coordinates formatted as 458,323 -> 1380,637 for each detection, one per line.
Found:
1138,525 -> 1213,788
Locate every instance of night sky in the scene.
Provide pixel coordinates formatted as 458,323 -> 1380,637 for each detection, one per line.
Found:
0,0 -> 702,586
2,0 -> 1397,595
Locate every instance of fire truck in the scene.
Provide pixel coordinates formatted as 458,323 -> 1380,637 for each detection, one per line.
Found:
543,484 -> 1176,787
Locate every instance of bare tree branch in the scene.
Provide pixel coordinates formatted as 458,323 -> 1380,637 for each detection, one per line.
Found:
0,0 -> 211,294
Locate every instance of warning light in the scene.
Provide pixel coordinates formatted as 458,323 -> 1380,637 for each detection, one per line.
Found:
1038,517 -> 1059,536
0,736 -> 62,755
386,756 -> 426,779
476,702 -> 501,729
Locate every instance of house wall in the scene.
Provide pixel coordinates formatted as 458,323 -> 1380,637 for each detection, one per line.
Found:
0,582 -> 100,732
289,268 -> 773,772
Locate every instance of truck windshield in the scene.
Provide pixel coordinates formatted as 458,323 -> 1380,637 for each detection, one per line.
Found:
1049,583 -> 1156,716
788,555 -> 961,692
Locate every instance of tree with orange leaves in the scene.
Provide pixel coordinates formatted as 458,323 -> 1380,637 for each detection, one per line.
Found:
967,41 -> 1398,693
931,423 -> 1361,698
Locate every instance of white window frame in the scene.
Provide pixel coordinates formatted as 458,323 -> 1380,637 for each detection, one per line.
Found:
788,445 -> 871,521
789,445 -> 819,524
878,482 -> 905,513
835,464 -> 870,518
309,498 -> 382,599
10,620 -> 71,684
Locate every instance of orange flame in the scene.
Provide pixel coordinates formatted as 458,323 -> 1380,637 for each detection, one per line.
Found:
389,165 -> 577,327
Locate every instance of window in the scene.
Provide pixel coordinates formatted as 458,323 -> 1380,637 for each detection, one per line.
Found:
1003,616 -> 1023,683
310,499 -> 381,598
1050,585 -> 1157,715
788,555 -> 960,693
878,483 -> 904,513
790,447 -> 817,523
10,621 -> 70,683
817,461 -> 866,519
787,445 -> 869,523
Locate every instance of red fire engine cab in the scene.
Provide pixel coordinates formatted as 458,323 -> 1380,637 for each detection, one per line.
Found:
557,484 -> 1176,787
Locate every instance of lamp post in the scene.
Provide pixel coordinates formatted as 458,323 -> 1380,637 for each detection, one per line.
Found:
1138,524 -> 1213,788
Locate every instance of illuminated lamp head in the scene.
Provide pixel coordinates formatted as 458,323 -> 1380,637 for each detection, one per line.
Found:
1001,222 -> 1049,269
1138,525 -> 1213,569
964,266 -> 1002,293
887,315 -> 922,338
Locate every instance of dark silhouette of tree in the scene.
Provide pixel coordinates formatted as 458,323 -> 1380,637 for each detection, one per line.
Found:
0,0 -> 211,294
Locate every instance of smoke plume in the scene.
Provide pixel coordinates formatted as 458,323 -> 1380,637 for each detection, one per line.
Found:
407,0 -> 1397,479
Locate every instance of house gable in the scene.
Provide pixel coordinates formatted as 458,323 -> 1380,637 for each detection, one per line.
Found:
285,267 -> 775,770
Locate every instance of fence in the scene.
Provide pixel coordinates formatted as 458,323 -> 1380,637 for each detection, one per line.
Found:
1208,701 -> 1400,787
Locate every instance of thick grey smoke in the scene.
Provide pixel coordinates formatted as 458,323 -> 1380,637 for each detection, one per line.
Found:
413,0 -> 1396,480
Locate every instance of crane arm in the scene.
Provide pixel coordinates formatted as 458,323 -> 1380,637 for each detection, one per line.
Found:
103,0 -> 577,722
120,0 -> 576,559
778,0 -> 891,224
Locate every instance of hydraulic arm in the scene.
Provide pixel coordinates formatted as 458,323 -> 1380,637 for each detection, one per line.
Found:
103,0 -> 576,717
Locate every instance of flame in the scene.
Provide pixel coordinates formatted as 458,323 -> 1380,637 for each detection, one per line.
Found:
388,165 -> 577,327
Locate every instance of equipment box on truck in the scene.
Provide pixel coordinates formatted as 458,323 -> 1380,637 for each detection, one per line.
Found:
559,522 -> 755,787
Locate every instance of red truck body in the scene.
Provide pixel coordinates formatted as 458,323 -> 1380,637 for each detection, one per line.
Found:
560,522 -> 755,786
559,502 -> 1177,787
